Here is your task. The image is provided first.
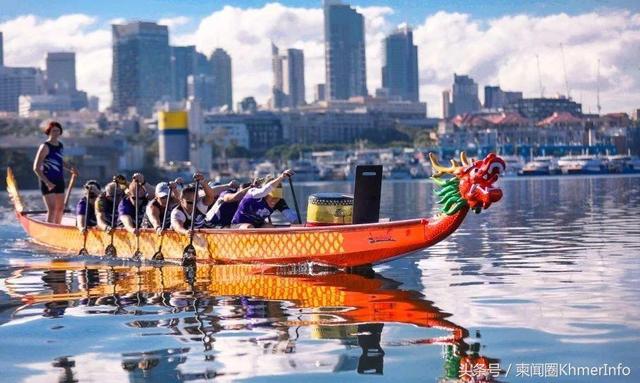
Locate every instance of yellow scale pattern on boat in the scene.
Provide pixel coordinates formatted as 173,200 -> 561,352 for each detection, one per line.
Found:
22,265 -> 349,308
205,231 -> 346,260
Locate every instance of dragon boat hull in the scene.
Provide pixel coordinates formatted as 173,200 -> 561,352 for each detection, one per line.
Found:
7,168 -> 470,268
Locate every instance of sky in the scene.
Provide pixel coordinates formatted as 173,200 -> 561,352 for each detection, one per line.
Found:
1,0 -> 639,117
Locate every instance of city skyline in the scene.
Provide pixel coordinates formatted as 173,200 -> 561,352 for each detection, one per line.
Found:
0,1 -> 639,116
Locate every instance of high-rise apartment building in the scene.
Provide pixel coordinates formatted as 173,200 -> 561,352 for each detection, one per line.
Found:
46,52 -> 76,94
0,66 -> 44,112
209,48 -> 233,109
170,46 -> 196,102
382,25 -> 419,102
324,0 -> 367,100
111,21 -> 171,116
451,74 -> 481,116
484,85 -> 523,109
271,43 -> 305,108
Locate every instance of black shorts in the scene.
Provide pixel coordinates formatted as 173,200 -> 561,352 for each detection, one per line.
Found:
41,179 -> 65,195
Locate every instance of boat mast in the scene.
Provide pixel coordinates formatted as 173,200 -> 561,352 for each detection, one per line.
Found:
596,59 -> 602,116
536,54 -> 544,98
560,44 -> 570,99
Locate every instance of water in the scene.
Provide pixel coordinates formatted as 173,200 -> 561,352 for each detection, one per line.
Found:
1,175 -> 639,382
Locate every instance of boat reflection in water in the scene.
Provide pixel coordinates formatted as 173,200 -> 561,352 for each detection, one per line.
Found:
5,261 -> 498,382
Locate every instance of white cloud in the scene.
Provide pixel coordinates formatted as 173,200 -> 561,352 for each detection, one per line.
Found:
414,10 -> 640,116
1,14 -> 111,109
1,5 -> 638,116
158,16 -> 191,29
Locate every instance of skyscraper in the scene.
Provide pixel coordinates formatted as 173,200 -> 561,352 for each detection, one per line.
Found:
442,90 -> 451,119
0,67 -> 45,112
315,84 -> 326,102
111,21 -> 171,117
209,48 -> 233,109
272,43 -> 306,108
382,25 -> 419,102
170,46 -> 197,102
46,52 -> 76,94
324,0 -> 367,100
484,85 -> 523,109
451,74 -> 480,116
187,74 -> 216,110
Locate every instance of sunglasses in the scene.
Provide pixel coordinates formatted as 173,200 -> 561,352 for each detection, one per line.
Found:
183,200 -> 194,206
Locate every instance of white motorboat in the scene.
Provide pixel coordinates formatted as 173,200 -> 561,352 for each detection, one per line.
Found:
557,155 -> 607,174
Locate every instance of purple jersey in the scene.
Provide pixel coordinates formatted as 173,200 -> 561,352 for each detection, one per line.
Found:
118,197 -> 148,228
75,197 -> 97,227
42,142 -> 64,182
206,190 -> 240,227
231,195 -> 289,227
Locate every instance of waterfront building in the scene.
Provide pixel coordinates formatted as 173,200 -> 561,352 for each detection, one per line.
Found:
18,94 -> 72,117
271,44 -> 306,109
382,25 -> 419,102
282,110 -> 374,145
505,96 -> 582,120
324,0 -> 367,100
205,112 -> 283,152
300,94 -> 426,120
209,48 -> 233,110
158,109 -> 189,165
203,115 -> 250,149
451,74 -> 481,116
0,66 -> 45,113
111,21 -> 171,117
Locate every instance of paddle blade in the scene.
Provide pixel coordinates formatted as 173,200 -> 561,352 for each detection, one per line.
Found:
6,167 -> 25,213
182,245 -> 196,266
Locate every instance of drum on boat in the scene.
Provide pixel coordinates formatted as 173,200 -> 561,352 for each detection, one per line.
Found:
306,193 -> 354,226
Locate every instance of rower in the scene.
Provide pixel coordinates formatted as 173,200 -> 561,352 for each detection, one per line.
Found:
145,178 -> 182,235
75,180 -> 101,232
231,169 -> 299,229
204,182 -> 253,228
118,173 -> 154,234
170,173 -> 216,236
95,175 -> 127,233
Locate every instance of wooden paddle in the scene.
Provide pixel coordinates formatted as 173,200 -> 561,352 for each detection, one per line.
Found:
104,177 -> 120,258
132,181 -> 143,261
63,172 -> 77,212
152,182 -> 173,261
182,178 -> 199,266
288,176 -> 302,224
78,185 -> 90,256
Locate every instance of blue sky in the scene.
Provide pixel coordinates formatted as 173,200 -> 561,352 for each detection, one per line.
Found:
1,0 -> 638,25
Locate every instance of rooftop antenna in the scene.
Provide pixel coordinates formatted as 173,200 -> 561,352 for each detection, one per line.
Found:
596,59 -> 602,115
536,54 -> 545,98
560,44 -> 570,99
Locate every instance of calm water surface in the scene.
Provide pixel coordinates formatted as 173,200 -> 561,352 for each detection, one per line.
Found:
0,175 -> 639,382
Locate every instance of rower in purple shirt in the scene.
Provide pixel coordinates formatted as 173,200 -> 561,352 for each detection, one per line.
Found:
232,169 -> 298,229
204,182 -> 253,228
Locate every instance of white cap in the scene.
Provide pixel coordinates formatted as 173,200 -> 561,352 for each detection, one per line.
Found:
155,182 -> 170,198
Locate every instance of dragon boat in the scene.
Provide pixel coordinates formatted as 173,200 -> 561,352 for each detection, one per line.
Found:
5,152 -> 505,268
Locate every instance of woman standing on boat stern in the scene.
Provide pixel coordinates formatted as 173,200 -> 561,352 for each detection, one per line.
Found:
32,121 -> 78,224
